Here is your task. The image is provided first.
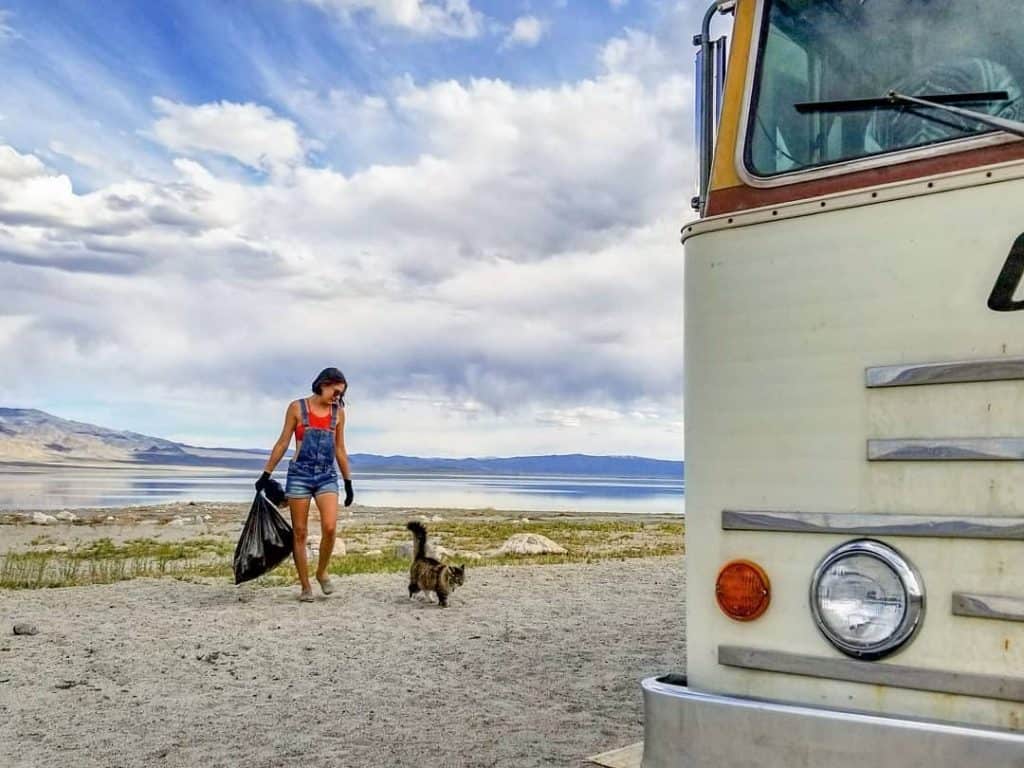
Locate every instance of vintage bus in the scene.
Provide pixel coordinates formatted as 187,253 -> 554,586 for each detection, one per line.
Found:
641,0 -> 1024,765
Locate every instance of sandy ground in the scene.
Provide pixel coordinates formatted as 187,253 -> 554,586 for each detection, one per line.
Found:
0,555 -> 686,768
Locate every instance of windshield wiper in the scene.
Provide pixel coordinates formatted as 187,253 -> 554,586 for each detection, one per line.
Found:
795,90 -> 1024,139
795,91 -> 1009,114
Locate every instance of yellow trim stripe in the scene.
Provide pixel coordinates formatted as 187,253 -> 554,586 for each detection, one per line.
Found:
710,0 -> 757,192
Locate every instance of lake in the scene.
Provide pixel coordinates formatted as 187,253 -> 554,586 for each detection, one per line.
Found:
0,464 -> 685,515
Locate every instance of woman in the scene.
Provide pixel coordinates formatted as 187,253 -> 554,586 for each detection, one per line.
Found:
257,367 -> 354,602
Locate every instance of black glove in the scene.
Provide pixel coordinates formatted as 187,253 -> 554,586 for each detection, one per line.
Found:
255,471 -> 271,491
343,478 -> 354,507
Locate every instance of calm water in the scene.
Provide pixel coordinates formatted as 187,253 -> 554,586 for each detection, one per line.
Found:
0,465 -> 684,515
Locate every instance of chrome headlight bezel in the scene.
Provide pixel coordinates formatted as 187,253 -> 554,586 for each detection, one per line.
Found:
810,539 -> 925,661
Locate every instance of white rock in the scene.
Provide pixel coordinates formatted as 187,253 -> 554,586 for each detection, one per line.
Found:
167,517 -> 187,527
456,551 -> 482,561
53,545 -> 70,553
393,542 -> 414,559
430,515 -> 444,522
55,510 -> 79,523
364,549 -> 383,557
105,516 -> 116,523
393,541 -> 447,560
309,538 -> 345,558
202,514 -> 212,522
497,533 -> 567,556
31,512 -> 58,525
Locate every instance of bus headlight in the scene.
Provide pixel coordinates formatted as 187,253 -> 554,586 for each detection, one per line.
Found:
810,540 -> 924,660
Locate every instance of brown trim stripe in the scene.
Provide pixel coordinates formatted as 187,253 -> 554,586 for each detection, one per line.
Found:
707,143 -> 1024,216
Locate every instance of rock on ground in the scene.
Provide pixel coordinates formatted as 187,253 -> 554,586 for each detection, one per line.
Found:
392,541 -> 451,560
498,533 -> 568,555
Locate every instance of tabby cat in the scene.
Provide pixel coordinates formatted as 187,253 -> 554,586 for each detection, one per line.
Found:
406,521 -> 465,608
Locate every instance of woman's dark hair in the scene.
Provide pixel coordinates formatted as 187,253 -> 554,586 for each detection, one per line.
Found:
312,367 -> 348,404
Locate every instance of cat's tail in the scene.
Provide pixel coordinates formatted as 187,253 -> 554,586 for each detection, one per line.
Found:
407,521 -> 427,560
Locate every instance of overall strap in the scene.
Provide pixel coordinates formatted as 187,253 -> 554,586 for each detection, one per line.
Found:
330,403 -> 338,430
298,398 -> 310,426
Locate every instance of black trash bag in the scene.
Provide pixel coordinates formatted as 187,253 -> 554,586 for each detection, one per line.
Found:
233,491 -> 294,585
262,476 -> 287,508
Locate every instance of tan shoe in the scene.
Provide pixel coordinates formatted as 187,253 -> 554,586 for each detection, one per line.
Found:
316,575 -> 335,596
298,588 -> 315,603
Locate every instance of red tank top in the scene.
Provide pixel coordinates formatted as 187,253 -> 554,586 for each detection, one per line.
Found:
295,401 -> 332,441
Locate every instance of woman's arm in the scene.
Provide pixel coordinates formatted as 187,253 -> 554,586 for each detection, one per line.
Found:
334,408 -> 351,480
262,402 -> 298,474
335,409 -> 354,507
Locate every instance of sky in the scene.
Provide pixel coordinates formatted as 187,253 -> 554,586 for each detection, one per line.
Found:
0,0 -> 705,459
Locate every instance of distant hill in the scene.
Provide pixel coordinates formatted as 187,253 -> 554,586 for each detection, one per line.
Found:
349,453 -> 683,478
0,408 -> 683,478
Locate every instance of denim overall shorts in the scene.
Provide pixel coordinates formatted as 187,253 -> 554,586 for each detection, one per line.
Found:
285,399 -> 340,500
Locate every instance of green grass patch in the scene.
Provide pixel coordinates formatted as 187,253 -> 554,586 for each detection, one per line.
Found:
0,536 -> 234,589
0,520 -> 684,590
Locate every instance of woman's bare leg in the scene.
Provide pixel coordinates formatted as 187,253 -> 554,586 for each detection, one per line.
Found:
289,497 -> 312,593
314,492 -> 339,580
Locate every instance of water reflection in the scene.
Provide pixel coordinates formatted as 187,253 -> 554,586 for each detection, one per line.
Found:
0,465 -> 684,515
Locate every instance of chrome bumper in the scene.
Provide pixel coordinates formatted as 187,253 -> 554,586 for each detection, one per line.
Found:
641,676 -> 1024,768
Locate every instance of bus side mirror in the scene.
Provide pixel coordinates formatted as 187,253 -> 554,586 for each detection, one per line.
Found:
692,44 -> 705,213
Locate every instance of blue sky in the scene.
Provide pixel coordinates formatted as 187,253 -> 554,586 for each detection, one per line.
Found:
0,0 -> 698,458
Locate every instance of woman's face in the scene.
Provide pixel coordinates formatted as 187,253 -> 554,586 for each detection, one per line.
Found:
322,381 -> 347,402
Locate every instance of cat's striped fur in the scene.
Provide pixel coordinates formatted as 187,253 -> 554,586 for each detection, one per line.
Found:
406,521 -> 465,608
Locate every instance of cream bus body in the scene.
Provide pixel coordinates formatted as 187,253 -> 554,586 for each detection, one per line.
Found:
642,1 -> 1024,765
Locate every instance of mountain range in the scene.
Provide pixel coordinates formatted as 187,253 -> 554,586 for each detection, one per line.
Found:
0,408 -> 683,478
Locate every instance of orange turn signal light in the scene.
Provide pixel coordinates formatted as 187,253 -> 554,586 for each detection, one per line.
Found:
715,559 -> 771,621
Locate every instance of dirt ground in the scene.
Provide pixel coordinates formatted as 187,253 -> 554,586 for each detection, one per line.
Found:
0,555 -> 686,768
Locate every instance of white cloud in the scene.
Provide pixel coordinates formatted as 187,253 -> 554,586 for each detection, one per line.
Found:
600,28 -> 673,80
0,145 -> 45,179
0,10 -> 17,41
48,141 -> 105,171
502,15 -> 547,49
298,0 -> 483,38
151,98 -> 305,172
0,22 -> 694,458
609,0 -> 628,8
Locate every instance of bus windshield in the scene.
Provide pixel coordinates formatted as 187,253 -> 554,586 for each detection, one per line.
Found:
746,0 -> 1024,177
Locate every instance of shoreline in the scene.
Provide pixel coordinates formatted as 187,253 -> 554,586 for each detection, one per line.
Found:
0,501 -> 685,589
0,499 -> 683,525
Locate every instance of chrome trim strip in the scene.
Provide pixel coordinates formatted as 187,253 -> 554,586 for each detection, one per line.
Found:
718,646 -> 1024,702
641,677 -> 1024,768
866,357 -> 1024,388
722,510 -> 1024,540
868,438 -> 1024,461
732,0 -> 1022,191
953,593 -> 1024,623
